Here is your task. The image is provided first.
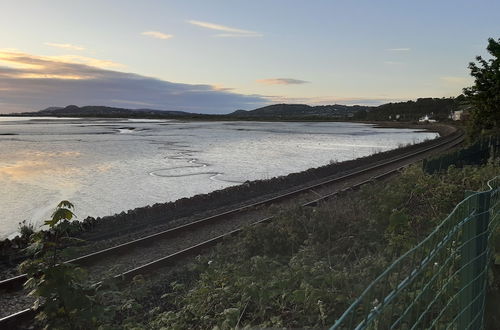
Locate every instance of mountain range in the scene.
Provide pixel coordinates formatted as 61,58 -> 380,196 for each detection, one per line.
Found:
5,97 -> 459,121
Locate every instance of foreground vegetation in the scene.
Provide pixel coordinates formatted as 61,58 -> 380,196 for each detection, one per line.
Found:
146,164 -> 499,329
20,161 -> 499,329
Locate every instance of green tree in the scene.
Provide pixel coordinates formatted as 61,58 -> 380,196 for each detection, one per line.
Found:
463,38 -> 500,135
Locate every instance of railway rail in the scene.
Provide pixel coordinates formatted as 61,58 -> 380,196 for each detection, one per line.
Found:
0,129 -> 464,328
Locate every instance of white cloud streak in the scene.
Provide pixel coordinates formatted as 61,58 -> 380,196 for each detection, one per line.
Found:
187,20 -> 261,37
141,31 -> 174,40
440,76 -> 471,84
215,33 -> 263,38
256,78 -> 309,85
268,95 -> 399,106
44,42 -> 85,51
384,61 -> 405,65
46,55 -> 124,69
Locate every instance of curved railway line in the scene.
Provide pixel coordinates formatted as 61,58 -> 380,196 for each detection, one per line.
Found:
0,128 -> 464,328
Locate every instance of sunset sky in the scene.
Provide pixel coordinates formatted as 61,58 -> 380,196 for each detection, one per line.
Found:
0,0 -> 499,113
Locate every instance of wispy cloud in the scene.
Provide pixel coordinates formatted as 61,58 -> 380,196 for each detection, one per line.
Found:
211,84 -> 234,91
141,31 -> 174,40
44,42 -> 85,51
111,99 -> 158,107
187,20 -> 261,37
440,76 -> 471,85
214,33 -> 262,38
256,78 -> 309,85
384,61 -> 405,65
385,48 -> 411,51
268,95 -> 403,106
0,50 -> 269,114
0,50 -> 123,70
47,55 -> 124,69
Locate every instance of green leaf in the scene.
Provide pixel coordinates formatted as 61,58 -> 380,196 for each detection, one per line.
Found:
46,208 -> 75,227
57,200 -> 74,209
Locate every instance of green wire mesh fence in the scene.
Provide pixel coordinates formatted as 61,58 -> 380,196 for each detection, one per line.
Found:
331,176 -> 500,329
423,135 -> 500,174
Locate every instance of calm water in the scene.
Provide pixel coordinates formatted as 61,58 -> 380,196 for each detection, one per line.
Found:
0,117 -> 438,238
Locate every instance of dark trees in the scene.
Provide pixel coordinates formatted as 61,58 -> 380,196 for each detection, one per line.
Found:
463,38 -> 500,135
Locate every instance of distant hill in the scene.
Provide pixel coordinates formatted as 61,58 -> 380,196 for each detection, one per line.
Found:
230,104 -> 373,118
12,103 -> 373,120
6,97 -> 462,121
25,105 -> 192,118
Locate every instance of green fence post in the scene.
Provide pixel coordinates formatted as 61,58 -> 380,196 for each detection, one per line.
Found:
471,191 -> 491,329
458,194 -> 477,329
458,191 -> 491,329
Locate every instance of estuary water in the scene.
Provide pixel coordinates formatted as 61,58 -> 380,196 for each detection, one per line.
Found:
0,117 -> 438,238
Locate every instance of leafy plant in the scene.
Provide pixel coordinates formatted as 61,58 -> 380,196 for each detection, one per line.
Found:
19,201 -> 105,330
18,220 -> 35,240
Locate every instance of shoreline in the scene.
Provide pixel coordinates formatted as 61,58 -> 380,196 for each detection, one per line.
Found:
0,122 -> 457,258
0,122 -> 456,240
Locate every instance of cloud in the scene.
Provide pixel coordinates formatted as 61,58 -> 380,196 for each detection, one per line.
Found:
0,50 -> 270,114
44,42 -> 85,51
0,50 -> 123,70
384,61 -> 405,65
141,31 -> 174,40
385,48 -> 411,51
46,55 -> 124,69
440,76 -> 471,85
187,20 -> 261,37
214,33 -> 263,38
111,99 -> 158,107
268,95 -> 403,106
256,78 -> 309,85
211,84 -> 234,91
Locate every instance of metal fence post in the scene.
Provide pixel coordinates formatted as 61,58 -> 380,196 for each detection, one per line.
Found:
472,191 -> 491,329
458,194 -> 477,329
458,191 -> 491,329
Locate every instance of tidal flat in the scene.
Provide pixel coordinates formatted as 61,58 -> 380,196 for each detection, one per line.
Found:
0,117 -> 438,238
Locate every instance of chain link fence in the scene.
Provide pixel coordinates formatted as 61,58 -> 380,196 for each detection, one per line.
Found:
331,176 -> 500,329
423,135 -> 500,174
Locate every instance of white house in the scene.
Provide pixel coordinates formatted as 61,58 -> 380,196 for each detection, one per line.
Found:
451,110 -> 464,121
419,115 -> 437,123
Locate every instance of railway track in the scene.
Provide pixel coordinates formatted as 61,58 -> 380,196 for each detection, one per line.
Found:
0,129 -> 463,328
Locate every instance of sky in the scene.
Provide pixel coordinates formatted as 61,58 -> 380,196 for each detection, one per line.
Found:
0,0 -> 499,114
